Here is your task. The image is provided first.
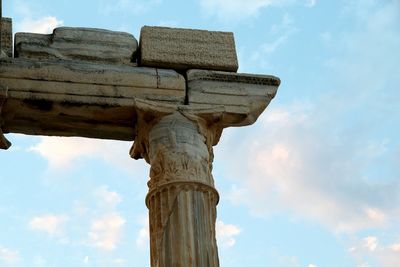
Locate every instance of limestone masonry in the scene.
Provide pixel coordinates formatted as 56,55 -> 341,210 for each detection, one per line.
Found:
15,27 -> 138,65
0,18 -> 12,57
139,26 -> 239,72
0,16 -> 280,267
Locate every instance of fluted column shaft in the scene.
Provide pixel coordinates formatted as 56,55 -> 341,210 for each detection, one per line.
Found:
144,112 -> 219,267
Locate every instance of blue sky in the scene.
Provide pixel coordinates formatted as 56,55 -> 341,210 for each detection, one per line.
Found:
1,0 -> 399,266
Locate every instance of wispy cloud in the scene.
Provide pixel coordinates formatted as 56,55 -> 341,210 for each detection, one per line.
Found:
98,0 -> 162,15
216,220 -> 241,248
0,246 -> 20,266
88,186 -> 126,251
224,103 -> 398,232
199,0 -> 316,21
88,213 -> 126,251
242,13 -> 297,72
30,137 -> 108,170
306,0 -> 317,7
199,0 -> 289,21
94,186 -> 123,209
350,236 -> 400,267
222,0 -> 400,234
28,214 -> 69,237
364,236 -> 378,251
12,0 -> 63,34
29,137 -> 145,175
135,214 -> 149,249
16,16 -> 63,34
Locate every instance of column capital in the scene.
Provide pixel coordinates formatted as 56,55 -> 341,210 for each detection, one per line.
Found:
129,99 -> 224,164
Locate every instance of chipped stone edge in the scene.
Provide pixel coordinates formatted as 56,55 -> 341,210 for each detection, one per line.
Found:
0,86 -> 11,149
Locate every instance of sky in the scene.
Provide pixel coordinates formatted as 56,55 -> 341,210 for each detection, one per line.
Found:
0,0 -> 399,266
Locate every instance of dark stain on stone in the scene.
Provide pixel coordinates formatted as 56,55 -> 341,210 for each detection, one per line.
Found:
23,99 -> 53,111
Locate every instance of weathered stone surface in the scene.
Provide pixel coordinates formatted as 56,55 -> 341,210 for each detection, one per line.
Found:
0,17 -> 282,267
131,108 -> 220,266
15,27 -> 138,64
0,58 -> 185,141
187,69 -> 280,127
139,26 -> 238,72
0,86 -> 11,149
1,18 -> 12,58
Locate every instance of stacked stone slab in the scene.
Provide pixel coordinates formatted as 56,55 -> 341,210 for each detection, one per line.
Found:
15,27 -> 138,65
139,26 -> 239,72
0,59 -> 185,141
14,25 -> 240,72
187,69 -> 280,126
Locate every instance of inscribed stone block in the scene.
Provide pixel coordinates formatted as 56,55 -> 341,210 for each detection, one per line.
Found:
139,26 -> 238,72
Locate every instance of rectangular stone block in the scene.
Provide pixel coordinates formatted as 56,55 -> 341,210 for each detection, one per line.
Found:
139,26 -> 238,72
1,18 -> 12,57
0,58 -> 186,141
15,27 -> 138,65
187,69 -> 280,126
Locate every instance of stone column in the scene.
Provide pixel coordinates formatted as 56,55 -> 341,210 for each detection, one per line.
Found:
131,107 -> 221,267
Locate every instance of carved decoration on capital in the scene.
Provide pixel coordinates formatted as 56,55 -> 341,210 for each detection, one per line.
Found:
129,99 -> 175,162
129,99 -> 224,186
148,111 -> 214,188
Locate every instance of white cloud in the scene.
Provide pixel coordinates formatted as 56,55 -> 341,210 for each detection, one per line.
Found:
88,213 -> 126,251
350,237 -> 400,267
306,0 -> 317,7
199,0 -> 294,21
222,105 -> 394,232
99,0 -> 162,15
364,236 -> 378,251
0,246 -> 20,266
29,137 -> 146,175
12,1 -> 63,34
243,13 -> 297,72
365,208 -> 387,224
16,16 -> 64,34
94,186 -> 123,209
135,215 -> 149,249
390,243 -> 400,252
112,258 -> 127,265
28,214 -> 68,236
221,0 -> 400,234
200,0 -> 273,20
199,0 -> 318,21
30,137 -> 106,170
216,220 -> 241,248
308,264 -> 317,267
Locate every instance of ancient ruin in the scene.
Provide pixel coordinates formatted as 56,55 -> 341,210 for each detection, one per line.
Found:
0,2 -> 280,266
